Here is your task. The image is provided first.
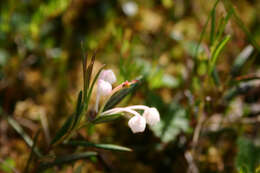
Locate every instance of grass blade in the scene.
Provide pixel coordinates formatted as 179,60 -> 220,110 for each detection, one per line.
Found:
222,0 -> 260,52
210,1 -> 217,46
209,35 -> 231,74
66,140 -> 132,152
211,68 -> 220,86
215,9 -> 233,41
194,0 -> 221,72
4,115 -> 42,157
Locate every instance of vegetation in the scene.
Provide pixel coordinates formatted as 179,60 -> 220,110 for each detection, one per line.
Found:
0,0 -> 260,172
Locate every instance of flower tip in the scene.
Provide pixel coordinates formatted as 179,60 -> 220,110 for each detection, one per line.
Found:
100,69 -> 117,84
128,115 -> 146,133
143,107 -> 160,126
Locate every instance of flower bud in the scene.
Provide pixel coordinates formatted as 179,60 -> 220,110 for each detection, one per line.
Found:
99,69 -> 117,84
128,115 -> 146,133
97,79 -> 112,96
143,107 -> 160,126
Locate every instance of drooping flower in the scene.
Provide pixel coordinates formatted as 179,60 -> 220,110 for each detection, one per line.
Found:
143,107 -> 160,126
128,115 -> 146,133
101,105 -> 160,133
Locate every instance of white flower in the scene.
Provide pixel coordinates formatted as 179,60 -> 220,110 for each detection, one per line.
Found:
101,105 -> 160,133
99,69 -> 117,84
95,79 -> 112,112
95,69 -> 116,112
97,79 -> 112,96
128,115 -> 146,133
143,107 -> 160,126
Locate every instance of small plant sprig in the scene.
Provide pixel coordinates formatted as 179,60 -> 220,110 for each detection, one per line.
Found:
31,49 -> 161,172
50,51 -> 160,146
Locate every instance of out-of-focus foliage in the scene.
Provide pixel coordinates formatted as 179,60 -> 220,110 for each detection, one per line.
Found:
1,0 -> 260,172
236,137 -> 260,173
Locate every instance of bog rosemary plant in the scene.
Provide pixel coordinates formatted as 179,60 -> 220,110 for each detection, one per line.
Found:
23,50 -> 161,172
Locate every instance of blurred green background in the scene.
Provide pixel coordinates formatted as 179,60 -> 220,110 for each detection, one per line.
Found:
1,0 -> 260,172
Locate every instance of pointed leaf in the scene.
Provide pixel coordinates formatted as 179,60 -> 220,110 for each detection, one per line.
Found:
215,9 -> 233,41
210,0 -> 219,45
66,140 -> 132,152
211,67 -> 220,86
223,0 -> 260,52
81,42 -> 88,102
104,79 -> 141,111
71,91 -> 83,129
194,0 -> 220,58
85,52 -> 96,94
209,35 -> 231,74
50,115 -> 73,145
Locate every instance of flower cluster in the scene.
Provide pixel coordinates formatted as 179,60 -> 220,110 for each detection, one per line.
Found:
96,69 -> 160,133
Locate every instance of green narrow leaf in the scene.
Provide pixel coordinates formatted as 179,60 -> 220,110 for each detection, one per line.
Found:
104,79 -> 141,111
92,113 -> 122,124
211,67 -> 220,86
193,0 -> 220,73
210,1 -> 218,45
66,140 -> 132,152
85,52 -> 96,95
215,9 -> 233,41
71,91 -> 83,130
50,115 -> 73,145
79,64 -> 105,126
222,0 -> 260,52
194,11 -> 210,59
81,42 -> 88,102
209,35 -> 231,74
38,152 -> 98,172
